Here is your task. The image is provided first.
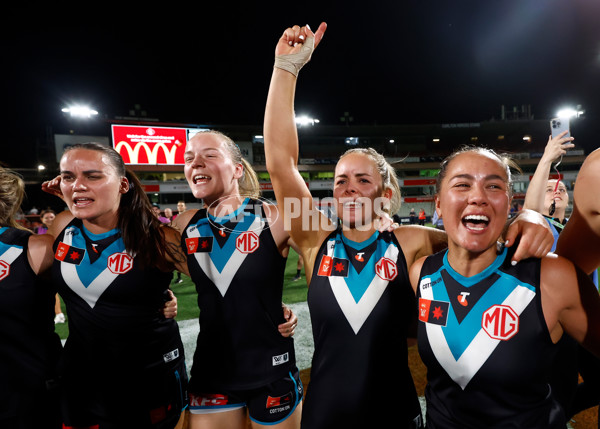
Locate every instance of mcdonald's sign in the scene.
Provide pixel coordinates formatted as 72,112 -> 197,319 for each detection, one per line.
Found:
112,125 -> 188,165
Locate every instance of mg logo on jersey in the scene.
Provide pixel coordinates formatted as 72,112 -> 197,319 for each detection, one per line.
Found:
236,231 -> 260,254
0,260 -> 10,281
482,304 -> 519,340
107,252 -> 134,274
375,257 -> 397,281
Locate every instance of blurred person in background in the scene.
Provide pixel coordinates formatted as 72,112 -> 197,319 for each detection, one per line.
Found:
33,209 -> 66,324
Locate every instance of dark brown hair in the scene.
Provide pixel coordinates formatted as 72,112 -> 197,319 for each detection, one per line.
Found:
436,145 -> 521,197
62,143 -> 176,270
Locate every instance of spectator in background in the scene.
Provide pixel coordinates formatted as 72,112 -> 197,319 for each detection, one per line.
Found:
152,203 -> 171,224
293,254 -> 304,281
33,209 -> 65,324
173,202 -> 187,282
432,209 -> 444,230
523,130 -> 574,251
418,208 -> 426,226
164,207 -> 174,223
509,202 -> 520,218
409,207 -> 417,224
176,200 -> 187,218
35,209 -> 56,234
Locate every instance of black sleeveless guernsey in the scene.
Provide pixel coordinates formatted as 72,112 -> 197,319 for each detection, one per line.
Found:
182,198 -> 296,391
302,228 -> 423,429
417,248 -> 564,428
52,219 -> 187,427
0,227 -> 61,425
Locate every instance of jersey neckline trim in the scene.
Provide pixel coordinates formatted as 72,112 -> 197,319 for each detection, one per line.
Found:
442,246 -> 507,287
340,230 -> 379,250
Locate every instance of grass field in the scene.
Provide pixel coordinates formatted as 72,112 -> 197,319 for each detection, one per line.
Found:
54,248 -> 308,340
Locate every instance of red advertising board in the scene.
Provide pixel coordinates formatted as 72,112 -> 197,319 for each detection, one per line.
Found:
112,125 -> 187,165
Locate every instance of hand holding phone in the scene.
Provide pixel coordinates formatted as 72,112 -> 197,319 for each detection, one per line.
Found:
550,117 -> 570,139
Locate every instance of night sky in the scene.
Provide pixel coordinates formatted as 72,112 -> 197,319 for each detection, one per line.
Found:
4,0 -> 600,168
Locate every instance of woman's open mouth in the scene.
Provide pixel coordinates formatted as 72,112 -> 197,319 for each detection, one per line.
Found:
462,214 -> 489,232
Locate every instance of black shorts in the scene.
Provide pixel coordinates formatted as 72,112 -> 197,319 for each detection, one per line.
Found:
61,356 -> 188,429
188,368 -> 303,425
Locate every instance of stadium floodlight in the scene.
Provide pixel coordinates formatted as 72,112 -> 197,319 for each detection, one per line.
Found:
62,105 -> 99,118
556,107 -> 584,119
295,115 -> 319,126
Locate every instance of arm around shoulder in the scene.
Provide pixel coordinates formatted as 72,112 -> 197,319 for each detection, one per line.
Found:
162,225 -> 189,277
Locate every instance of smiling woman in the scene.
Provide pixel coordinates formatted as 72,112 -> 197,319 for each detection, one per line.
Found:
434,146 -> 517,265
171,130 -> 302,429
262,22 -> 557,429
410,146 -> 600,428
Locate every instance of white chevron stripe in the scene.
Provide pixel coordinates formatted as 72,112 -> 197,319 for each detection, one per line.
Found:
420,278 -> 535,389
0,246 -> 23,265
60,227 -> 120,309
188,217 -> 264,297
328,239 -> 398,334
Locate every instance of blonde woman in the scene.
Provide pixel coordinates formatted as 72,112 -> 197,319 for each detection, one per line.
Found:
263,22 -> 553,429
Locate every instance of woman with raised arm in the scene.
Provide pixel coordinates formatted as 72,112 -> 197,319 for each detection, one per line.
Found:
172,130 -> 302,429
263,22 -> 554,429
410,146 -> 600,428
44,143 -> 188,428
523,130 -> 574,249
0,167 -> 62,429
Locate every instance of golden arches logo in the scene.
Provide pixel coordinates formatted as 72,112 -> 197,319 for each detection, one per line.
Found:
114,140 -> 179,164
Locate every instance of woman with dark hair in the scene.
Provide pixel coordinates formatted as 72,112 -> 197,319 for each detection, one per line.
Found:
411,146 -> 600,428
44,142 -> 188,428
0,167 -> 62,429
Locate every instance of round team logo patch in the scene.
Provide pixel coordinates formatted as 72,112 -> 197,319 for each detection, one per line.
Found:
107,252 -> 134,274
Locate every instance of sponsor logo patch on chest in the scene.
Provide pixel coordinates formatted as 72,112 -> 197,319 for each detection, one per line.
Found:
107,252 -> 134,274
